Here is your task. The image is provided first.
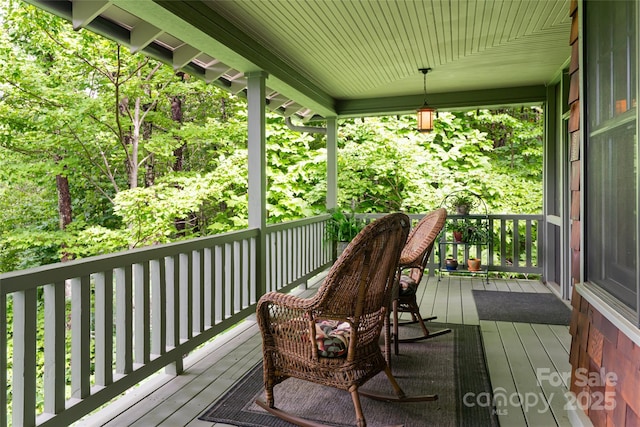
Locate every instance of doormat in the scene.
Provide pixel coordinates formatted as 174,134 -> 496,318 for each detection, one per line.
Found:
472,290 -> 571,325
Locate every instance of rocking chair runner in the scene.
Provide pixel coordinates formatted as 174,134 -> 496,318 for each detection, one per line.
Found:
256,213 -> 437,427
392,208 -> 451,356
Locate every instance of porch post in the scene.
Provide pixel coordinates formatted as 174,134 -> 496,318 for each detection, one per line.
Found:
326,117 -> 338,210
246,71 -> 268,299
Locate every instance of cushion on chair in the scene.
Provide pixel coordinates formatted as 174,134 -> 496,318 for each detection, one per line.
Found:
315,320 -> 351,358
399,275 -> 418,296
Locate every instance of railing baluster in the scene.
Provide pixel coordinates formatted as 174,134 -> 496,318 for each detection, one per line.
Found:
95,270 -> 113,386
44,282 -> 65,414
265,233 -> 271,293
12,288 -> 37,427
526,220 -> 533,267
134,262 -> 150,365
275,231 -> 282,290
179,253 -> 192,340
193,249 -> 204,334
231,242 -> 242,314
500,219 -> 507,268
165,255 -> 183,375
241,239 -> 249,308
0,293 -> 6,427
203,248 -> 213,328
115,268 -> 133,375
215,245 -> 223,323
150,259 -> 166,356
488,218 -> 495,268
71,276 -> 92,398
250,237 -> 257,303
225,242 -> 233,317
287,229 -> 291,285
513,219 -> 520,268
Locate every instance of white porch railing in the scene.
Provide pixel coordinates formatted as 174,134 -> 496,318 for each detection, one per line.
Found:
0,215 -> 333,427
0,212 -> 540,426
441,214 -> 543,275
359,213 -> 543,275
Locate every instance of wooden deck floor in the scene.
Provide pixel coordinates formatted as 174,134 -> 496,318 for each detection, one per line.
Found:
78,274 -> 591,427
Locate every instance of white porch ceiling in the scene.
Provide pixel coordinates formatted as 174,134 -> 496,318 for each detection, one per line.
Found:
27,0 -> 571,121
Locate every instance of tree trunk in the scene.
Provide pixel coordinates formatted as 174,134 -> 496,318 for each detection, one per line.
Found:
56,175 -> 72,230
55,156 -> 73,262
171,95 -> 185,172
170,92 -> 193,235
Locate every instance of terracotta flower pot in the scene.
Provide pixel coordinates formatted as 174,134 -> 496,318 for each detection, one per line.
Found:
453,231 -> 464,242
467,258 -> 481,271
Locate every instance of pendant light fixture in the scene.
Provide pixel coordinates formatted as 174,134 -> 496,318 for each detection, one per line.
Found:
417,68 -> 436,132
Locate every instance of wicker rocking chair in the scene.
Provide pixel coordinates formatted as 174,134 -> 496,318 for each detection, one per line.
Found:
391,208 -> 451,356
256,213 -> 437,427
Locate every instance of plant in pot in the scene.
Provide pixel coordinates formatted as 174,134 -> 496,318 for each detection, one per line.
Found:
325,208 -> 365,257
463,222 -> 489,245
447,220 -> 467,243
450,193 -> 475,215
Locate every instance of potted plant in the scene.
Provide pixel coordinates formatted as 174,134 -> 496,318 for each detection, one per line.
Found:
325,208 -> 365,256
463,222 -> 489,245
467,257 -> 481,271
447,220 -> 467,242
450,193 -> 475,215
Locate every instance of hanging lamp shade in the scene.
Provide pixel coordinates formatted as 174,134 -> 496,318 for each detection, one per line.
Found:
417,68 -> 436,132
417,104 -> 436,132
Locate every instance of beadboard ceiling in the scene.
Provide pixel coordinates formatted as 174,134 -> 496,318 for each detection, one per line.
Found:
27,0 -> 571,121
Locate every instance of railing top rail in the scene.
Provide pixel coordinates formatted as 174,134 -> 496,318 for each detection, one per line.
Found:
0,227 -> 259,294
356,213 -> 543,220
448,213 -> 543,220
266,214 -> 330,232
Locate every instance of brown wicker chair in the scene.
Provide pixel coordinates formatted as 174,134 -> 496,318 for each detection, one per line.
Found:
256,213 -> 437,427
391,208 -> 451,356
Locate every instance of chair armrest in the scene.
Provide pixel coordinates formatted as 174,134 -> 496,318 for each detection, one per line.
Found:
256,292 -> 317,351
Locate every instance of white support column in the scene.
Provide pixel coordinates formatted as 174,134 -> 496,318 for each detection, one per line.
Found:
326,117 -> 338,210
246,71 -> 268,297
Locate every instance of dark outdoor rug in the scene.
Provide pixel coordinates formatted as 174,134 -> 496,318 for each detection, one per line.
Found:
472,290 -> 571,325
199,323 -> 497,427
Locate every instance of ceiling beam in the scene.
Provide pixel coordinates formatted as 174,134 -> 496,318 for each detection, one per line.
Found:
335,85 -> 548,117
173,44 -> 201,71
72,0 -> 110,30
130,21 -> 163,54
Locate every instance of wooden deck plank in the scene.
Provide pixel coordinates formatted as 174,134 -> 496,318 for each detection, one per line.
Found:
496,321 -> 559,427
483,279 -> 499,292
513,323 -> 572,427
445,276 -> 463,324
479,320 -> 528,426
471,277 -> 487,291
505,279 -> 525,292
517,279 -> 539,293
460,278 -> 479,325
494,279 -> 511,292
430,276 -> 450,321
418,275 -> 438,320
548,324 -> 572,354
531,324 -> 572,387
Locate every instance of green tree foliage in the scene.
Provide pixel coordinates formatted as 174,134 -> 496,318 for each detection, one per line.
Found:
0,0 -> 543,272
